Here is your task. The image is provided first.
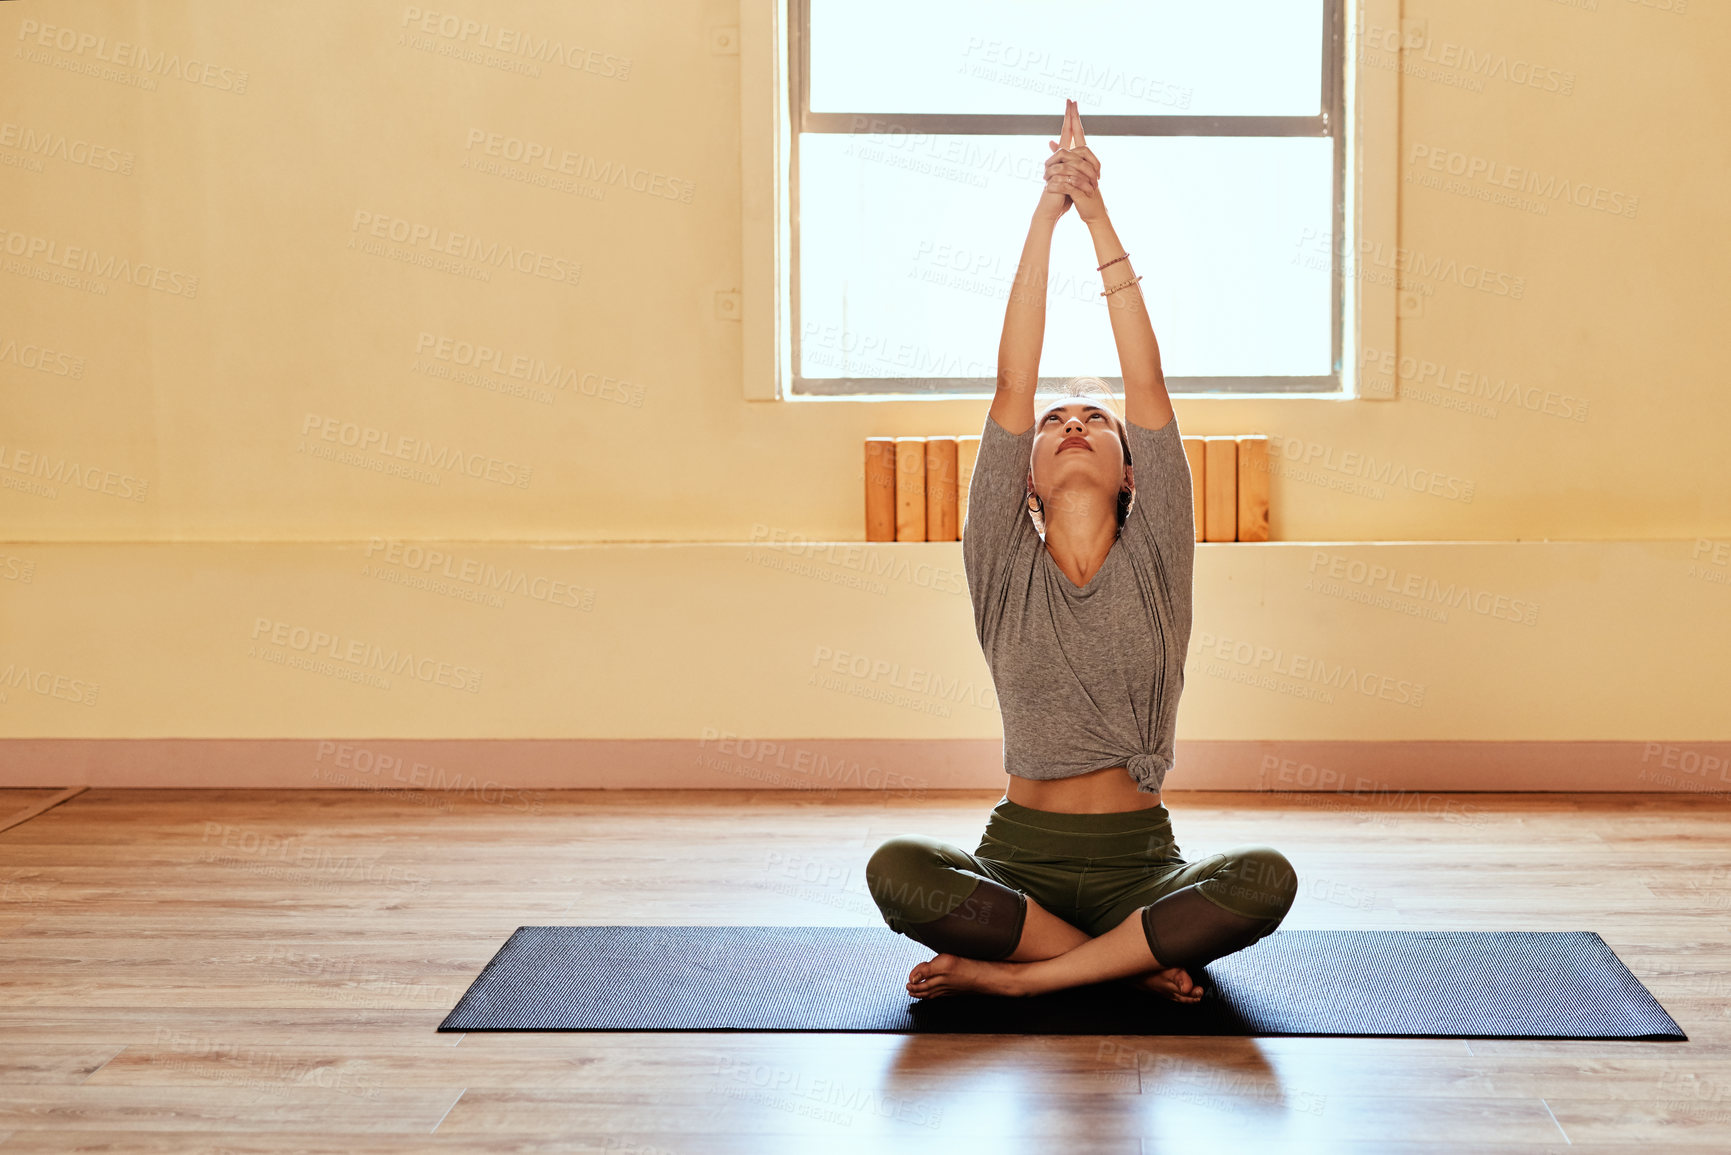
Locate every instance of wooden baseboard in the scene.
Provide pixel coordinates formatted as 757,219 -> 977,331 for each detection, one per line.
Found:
1,739 -> 1727,795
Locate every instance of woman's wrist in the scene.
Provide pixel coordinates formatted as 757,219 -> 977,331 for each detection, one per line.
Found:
1029,205 -> 1061,231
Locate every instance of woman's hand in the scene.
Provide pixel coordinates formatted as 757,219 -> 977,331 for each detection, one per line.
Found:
1059,101 -> 1107,225
1035,100 -> 1106,225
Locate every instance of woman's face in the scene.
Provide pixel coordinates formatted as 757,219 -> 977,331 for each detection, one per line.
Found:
1028,400 -> 1130,520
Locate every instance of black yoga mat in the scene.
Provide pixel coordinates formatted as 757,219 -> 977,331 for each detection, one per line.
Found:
438,925 -> 1685,1039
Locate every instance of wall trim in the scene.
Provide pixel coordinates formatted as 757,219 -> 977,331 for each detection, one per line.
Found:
2,739 -> 1724,796
1348,0 -> 1401,400
740,0 -> 788,402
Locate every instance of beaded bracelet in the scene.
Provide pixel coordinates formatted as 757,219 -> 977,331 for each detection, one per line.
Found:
1100,275 -> 1143,297
1097,253 -> 1130,271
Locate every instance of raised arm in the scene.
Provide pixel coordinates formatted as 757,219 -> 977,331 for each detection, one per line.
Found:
991,106 -> 1088,437
990,218 -> 1056,437
1064,101 -> 1175,432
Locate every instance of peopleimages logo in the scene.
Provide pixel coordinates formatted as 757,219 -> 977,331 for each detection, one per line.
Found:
1358,21 -> 1575,96
15,18 -> 250,92
299,413 -> 533,489
1307,551 -> 1540,627
1358,346 -> 1589,423
362,538 -> 596,611
1190,631 -> 1427,708
0,120 -> 133,174
1408,145 -> 1639,219
0,659 -> 100,707
0,333 -> 84,378
1265,437 -> 1475,503
399,7 -> 633,78
249,617 -> 483,693
413,332 -> 645,407
0,227 -> 198,296
1296,228 -> 1526,300
312,740 -> 545,812
349,211 -> 580,286
463,129 -> 695,203
0,443 -> 149,501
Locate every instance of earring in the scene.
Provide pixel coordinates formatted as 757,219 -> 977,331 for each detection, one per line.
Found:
1026,491 -> 1045,515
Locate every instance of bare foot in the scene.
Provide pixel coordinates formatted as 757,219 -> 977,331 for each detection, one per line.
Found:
1118,965 -> 1205,1004
906,953 -> 1026,999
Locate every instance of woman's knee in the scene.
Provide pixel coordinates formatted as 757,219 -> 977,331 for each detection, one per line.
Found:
864,834 -> 967,925
1215,845 -> 1298,921
865,834 -> 1027,960
865,833 -> 944,890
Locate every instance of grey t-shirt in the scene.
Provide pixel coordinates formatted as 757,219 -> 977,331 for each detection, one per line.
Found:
962,410 -> 1195,795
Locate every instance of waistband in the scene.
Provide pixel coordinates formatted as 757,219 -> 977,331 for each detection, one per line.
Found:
984,796 -> 1177,860
990,796 -> 1172,834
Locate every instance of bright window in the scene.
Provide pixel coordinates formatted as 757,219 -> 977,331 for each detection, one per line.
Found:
789,0 -> 1346,396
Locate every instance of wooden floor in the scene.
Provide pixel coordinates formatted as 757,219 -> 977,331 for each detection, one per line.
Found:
0,786 -> 1727,1153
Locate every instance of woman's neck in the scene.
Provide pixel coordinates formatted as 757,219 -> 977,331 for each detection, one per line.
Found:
1042,513 -> 1118,587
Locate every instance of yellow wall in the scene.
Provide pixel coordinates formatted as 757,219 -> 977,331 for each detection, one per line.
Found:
0,539 -> 1724,741
2,1 -> 1727,757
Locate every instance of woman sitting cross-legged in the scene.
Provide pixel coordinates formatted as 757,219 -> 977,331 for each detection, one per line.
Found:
865,99 -> 1298,1004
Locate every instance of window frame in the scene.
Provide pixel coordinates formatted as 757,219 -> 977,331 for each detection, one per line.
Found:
739,0 -> 1398,403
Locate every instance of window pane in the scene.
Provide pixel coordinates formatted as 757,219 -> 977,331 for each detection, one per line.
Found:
810,0 -> 1323,118
797,134 -> 1334,384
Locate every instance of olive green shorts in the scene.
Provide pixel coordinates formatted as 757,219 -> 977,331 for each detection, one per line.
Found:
866,796 -> 1297,944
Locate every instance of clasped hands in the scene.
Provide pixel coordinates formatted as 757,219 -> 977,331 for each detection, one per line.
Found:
1038,98 -> 1106,226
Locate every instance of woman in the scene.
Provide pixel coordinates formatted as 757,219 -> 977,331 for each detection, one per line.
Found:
865,100 -> 1298,1004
